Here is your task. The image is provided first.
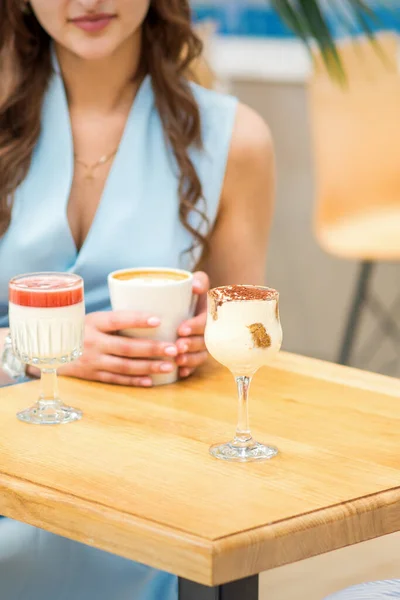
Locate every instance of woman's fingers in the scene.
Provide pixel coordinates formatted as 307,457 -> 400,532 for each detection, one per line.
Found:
178,311 -> 207,337
176,350 -> 208,368
96,372 -> 153,387
176,336 -> 206,354
180,367 -> 195,379
192,271 -> 210,295
60,307 -> 212,386
100,334 -> 178,359
98,355 -> 175,376
89,311 -> 161,333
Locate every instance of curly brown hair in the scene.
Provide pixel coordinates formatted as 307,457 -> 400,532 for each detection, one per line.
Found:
0,0 -> 208,254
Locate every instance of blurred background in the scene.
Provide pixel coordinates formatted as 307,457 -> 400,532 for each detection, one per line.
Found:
192,0 -> 400,378
190,3 -> 400,597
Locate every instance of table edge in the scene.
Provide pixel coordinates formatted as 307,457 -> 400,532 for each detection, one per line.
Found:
211,485 -> 400,584
0,471 -> 214,585
2,471 -> 400,586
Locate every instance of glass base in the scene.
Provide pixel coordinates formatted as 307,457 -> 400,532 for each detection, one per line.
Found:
17,403 -> 82,425
210,440 -> 278,462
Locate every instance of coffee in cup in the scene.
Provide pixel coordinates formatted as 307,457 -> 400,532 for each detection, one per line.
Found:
108,267 -> 194,385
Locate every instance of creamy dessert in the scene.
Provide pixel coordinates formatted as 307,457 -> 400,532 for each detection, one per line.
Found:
9,273 -> 85,366
205,285 -> 282,375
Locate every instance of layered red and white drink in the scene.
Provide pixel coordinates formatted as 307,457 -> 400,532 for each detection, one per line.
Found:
8,273 -> 84,425
9,273 -> 84,366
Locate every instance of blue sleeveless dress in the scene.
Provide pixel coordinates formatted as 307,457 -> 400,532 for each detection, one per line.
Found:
0,64 -> 237,599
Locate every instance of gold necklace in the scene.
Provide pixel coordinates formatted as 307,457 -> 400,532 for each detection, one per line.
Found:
74,147 -> 119,180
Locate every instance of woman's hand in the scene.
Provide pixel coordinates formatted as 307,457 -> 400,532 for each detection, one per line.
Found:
176,271 -> 209,379
58,311 -> 178,387
28,272 -> 210,386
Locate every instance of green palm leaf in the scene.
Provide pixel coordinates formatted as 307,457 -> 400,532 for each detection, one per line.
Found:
271,0 -> 383,81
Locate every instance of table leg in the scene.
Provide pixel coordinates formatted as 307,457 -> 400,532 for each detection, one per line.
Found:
178,575 -> 259,600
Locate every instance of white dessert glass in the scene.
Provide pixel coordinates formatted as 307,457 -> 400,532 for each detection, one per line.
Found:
9,272 -> 85,425
205,285 -> 282,462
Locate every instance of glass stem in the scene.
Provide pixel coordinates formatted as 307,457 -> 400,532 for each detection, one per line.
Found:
39,368 -> 60,407
234,375 -> 253,445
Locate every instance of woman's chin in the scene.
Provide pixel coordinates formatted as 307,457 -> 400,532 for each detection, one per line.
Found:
58,35 -> 122,62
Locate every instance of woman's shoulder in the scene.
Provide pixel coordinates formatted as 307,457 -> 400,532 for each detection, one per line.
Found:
190,82 -> 272,159
228,101 -> 273,172
220,101 -> 274,217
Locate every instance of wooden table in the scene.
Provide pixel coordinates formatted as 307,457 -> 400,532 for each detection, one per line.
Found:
1,353 -> 400,600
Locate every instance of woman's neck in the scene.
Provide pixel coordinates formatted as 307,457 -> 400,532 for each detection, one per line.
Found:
55,32 -> 142,115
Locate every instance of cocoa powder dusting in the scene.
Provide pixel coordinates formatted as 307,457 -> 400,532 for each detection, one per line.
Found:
247,323 -> 271,348
209,285 -> 278,305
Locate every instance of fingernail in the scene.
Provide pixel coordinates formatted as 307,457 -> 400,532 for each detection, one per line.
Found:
179,355 -> 187,365
180,326 -> 191,336
147,317 -> 160,326
165,346 -> 178,357
178,342 -> 189,353
160,363 -> 174,373
181,368 -> 190,378
141,378 -> 153,387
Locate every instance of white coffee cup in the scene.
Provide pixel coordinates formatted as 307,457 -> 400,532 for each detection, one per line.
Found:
108,267 -> 194,386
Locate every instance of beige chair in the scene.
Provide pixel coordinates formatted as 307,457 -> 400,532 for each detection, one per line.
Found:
308,33 -> 400,367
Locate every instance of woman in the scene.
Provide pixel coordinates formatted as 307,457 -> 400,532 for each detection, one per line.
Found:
0,0 -> 274,598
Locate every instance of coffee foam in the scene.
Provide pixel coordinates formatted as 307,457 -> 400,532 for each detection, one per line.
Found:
113,270 -> 189,282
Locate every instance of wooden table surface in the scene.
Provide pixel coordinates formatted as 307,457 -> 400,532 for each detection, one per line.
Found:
1,353 -> 400,586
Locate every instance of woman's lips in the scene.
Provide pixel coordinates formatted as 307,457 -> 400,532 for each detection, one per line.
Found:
70,14 -> 116,33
